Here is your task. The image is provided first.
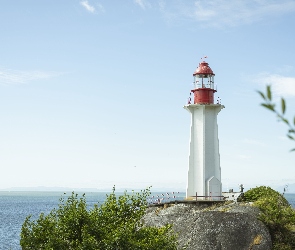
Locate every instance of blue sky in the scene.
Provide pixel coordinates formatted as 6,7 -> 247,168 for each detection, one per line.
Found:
0,0 -> 295,192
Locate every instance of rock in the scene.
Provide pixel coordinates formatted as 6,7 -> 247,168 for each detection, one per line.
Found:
143,202 -> 272,250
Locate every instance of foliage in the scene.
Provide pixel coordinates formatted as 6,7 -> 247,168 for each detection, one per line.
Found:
243,186 -> 289,205
20,187 -> 178,250
243,186 -> 295,249
258,85 -> 295,151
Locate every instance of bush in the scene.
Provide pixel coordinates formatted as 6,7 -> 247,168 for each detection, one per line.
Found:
243,186 -> 288,203
243,186 -> 295,249
20,187 -> 178,250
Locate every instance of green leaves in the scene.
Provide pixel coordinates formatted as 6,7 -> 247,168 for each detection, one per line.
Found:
243,186 -> 289,206
243,186 -> 295,249
20,187 -> 178,250
281,98 -> 286,114
267,85 -> 272,100
257,90 -> 266,100
261,103 -> 275,111
258,85 -> 295,151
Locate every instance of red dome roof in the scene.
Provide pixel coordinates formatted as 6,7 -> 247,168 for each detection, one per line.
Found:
193,61 -> 215,76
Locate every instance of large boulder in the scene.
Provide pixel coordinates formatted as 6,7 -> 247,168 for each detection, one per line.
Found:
143,202 -> 272,250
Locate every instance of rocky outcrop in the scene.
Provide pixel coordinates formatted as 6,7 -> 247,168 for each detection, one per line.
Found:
143,202 -> 272,250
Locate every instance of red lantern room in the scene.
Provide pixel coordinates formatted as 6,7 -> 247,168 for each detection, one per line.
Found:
192,60 -> 216,104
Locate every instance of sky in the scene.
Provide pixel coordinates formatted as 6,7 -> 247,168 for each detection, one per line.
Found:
0,0 -> 295,193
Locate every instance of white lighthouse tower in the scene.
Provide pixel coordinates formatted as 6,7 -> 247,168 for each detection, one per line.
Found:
184,59 -> 224,200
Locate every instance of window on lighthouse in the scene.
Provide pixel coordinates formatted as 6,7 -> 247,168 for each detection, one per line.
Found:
193,75 -> 200,89
194,80 -> 199,89
204,75 -> 214,89
207,75 -> 214,89
194,74 -> 214,89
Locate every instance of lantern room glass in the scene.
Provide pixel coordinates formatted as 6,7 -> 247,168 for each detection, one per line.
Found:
194,75 -> 215,90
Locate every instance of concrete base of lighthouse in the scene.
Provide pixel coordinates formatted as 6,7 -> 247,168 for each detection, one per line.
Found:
184,104 -> 224,200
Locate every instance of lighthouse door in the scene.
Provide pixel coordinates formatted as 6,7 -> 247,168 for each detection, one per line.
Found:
207,176 -> 221,200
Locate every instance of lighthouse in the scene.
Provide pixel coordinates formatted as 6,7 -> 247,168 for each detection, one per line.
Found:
184,59 -> 224,200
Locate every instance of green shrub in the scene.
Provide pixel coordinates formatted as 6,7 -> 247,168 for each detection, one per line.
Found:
243,186 -> 295,249
243,186 -> 287,203
20,187 -> 178,250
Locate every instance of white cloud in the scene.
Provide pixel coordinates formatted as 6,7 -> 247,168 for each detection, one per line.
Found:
134,0 -> 151,10
97,3 -> 105,13
159,0 -> 295,27
158,0 -> 166,11
80,0 -> 96,13
194,1 -> 217,21
237,154 -> 251,160
242,138 -> 266,146
0,68 -> 62,85
255,73 -> 295,97
193,0 -> 295,27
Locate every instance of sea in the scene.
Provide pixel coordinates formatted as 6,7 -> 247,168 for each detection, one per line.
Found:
0,191 -> 294,250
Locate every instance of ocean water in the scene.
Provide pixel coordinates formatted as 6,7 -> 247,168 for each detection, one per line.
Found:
0,191 -> 184,250
0,191 -> 294,250
0,191 -> 108,250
